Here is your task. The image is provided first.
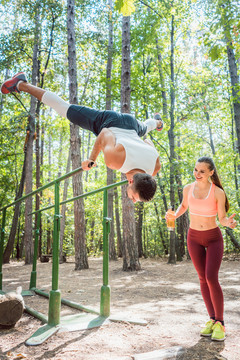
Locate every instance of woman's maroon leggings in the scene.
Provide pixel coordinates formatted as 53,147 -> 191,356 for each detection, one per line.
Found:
187,227 -> 224,321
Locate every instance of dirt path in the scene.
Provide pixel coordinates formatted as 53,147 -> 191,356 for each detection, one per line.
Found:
0,257 -> 239,360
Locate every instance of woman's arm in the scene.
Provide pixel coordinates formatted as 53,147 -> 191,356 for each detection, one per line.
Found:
175,184 -> 191,219
166,184 -> 191,221
216,187 -> 237,228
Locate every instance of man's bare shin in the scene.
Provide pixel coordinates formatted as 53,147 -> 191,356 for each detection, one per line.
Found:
18,82 -> 46,101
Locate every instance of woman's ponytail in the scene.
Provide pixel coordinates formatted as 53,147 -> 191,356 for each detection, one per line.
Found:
197,157 -> 229,212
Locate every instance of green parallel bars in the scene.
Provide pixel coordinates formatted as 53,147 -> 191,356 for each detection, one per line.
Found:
0,165 -> 85,295
100,189 -> 111,317
0,163 -> 128,323
0,209 -> 6,290
29,212 -> 41,289
48,181 -> 61,326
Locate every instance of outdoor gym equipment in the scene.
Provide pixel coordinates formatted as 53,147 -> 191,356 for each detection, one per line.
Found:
0,166 -> 146,345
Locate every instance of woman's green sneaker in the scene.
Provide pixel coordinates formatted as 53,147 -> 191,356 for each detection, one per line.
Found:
211,321 -> 226,341
200,319 -> 215,337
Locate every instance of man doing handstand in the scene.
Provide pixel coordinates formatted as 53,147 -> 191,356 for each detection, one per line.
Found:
1,72 -> 163,203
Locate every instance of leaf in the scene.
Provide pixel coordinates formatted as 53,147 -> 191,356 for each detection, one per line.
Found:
114,0 -> 136,16
208,44 -> 223,61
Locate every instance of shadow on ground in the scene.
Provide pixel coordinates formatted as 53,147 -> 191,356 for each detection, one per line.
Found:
178,337 -> 226,360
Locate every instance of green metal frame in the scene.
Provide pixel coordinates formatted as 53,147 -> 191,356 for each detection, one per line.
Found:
0,165 -> 127,328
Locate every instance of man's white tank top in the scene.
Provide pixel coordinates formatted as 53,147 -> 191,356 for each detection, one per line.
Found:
109,127 -> 159,175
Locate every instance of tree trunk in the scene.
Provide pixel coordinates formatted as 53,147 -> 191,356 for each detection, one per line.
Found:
85,132 -> 92,183
174,137 -> 189,260
153,201 -> 168,255
34,10 -> 55,258
225,228 -> 240,250
168,14 -> 176,265
47,134 -> 52,254
34,37 -> 42,259
106,0 -> 113,111
231,103 -> 240,207
105,0 -> 116,260
121,15 -> 140,271
156,37 -> 168,120
114,180 -> 122,257
24,7 -> 40,264
121,178 -> 140,270
67,0 -> 88,270
135,202 -> 144,258
203,108 -> 215,155
225,35 -> 240,155
156,173 -> 168,212
107,168 -> 117,260
38,110 -> 45,257
3,156 -> 27,263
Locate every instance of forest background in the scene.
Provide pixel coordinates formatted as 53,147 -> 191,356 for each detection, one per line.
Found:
0,0 -> 240,272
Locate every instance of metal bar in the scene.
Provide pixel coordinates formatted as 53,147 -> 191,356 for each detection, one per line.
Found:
0,166 -> 84,212
30,212 -> 41,289
52,181 -> 60,291
48,181 -> 61,326
103,189 -> 109,286
24,305 -> 48,324
34,288 -> 100,315
28,180 -> 128,216
29,204 -> 54,216
100,189 -> 111,317
0,209 -> 6,290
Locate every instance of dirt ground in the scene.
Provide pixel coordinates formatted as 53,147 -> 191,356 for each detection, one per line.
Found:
0,256 -> 239,360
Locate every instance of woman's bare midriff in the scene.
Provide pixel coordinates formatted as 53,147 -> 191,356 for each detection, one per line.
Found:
189,214 -> 218,231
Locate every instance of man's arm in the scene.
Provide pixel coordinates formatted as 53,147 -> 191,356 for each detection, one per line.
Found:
143,138 -> 161,176
152,157 -> 161,176
82,128 -> 125,171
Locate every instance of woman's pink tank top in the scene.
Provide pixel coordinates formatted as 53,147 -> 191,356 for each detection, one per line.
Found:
188,182 -> 217,217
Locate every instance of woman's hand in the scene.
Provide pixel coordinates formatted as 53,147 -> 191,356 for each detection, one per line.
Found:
226,214 -> 237,229
165,210 -> 177,221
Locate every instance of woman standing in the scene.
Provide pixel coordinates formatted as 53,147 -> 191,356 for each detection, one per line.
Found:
166,156 -> 237,341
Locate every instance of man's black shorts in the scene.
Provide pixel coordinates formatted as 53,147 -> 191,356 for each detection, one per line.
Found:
67,105 -> 147,137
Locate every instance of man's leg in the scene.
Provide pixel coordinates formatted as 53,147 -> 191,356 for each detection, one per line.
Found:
116,114 -> 160,137
142,118 -> 158,134
19,82 -> 45,101
2,73 -> 71,118
19,83 -> 71,118
1,73 -> 103,134
20,83 -> 103,134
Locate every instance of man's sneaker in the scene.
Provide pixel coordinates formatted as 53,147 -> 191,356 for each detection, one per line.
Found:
211,321 -> 226,341
1,72 -> 28,94
200,319 -> 215,337
154,113 -> 164,131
